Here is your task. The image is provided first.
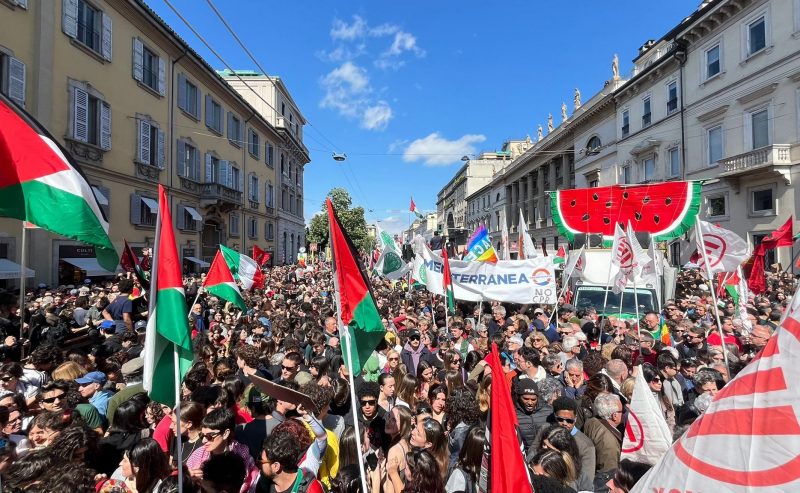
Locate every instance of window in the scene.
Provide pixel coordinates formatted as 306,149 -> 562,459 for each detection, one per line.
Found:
204,96 -> 223,134
707,125 -> 723,165
586,136 -> 602,153
707,194 -> 727,218
137,119 -> 164,168
177,140 -> 200,180
289,193 -> 295,213
248,129 -> 260,158
248,217 -> 258,239
621,109 -> 630,137
750,185 -> 775,215
706,45 -> 721,79
71,86 -> 111,150
281,102 -> 285,116
753,233 -> 777,266
750,108 -> 770,149
130,194 -> 157,227
747,16 -> 767,56
296,196 -> 302,216
0,53 -> 26,107
589,179 -> 599,188
177,74 -> 200,119
266,184 -> 274,208
62,0 -> 112,61
204,154 -> 218,183
227,112 -> 242,146
248,174 -> 259,202
132,40 -> 165,95
280,153 -> 285,175
642,97 -> 652,126
668,148 -> 681,178
266,143 -> 274,167
267,222 -> 274,240
229,213 -> 240,236
622,165 -> 631,184
281,189 -> 288,210
667,81 -> 678,114
643,156 -> 655,182
177,205 -> 201,231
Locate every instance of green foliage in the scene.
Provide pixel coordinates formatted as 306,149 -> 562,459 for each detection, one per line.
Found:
307,188 -> 373,253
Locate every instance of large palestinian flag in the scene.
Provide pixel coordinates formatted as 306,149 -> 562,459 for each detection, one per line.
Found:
204,250 -> 247,311
143,185 -> 193,407
0,98 -> 117,270
327,198 -> 385,376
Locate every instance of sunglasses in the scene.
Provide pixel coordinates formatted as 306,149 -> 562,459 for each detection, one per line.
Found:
42,393 -> 65,404
650,377 -> 662,382
0,376 -> 13,382
360,399 -> 377,407
281,365 -> 297,372
451,359 -> 461,364
408,336 -> 420,341
201,431 -> 222,441
388,357 -> 399,361
555,416 -> 576,424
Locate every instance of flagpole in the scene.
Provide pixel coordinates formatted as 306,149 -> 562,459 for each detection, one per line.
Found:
633,277 -> 641,339
173,343 -> 185,493
598,247 -> 616,351
694,221 -> 730,373
187,287 -> 203,317
18,222 -> 27,343
548,246 -> 584,327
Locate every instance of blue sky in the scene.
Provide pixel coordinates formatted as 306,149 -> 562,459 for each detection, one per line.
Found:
147,0 -> 699,234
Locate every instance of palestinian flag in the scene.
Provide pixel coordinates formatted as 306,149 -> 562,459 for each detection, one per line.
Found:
0,98 -> 117,270
143,185 -> 193,407
204,250 -> 247,311
441,247 -> 456,315
327,198 -> 385,376
220,244 -> 264,290
554,245 -> 567,264
120,239 -> 150,290
410,196 -> 424,219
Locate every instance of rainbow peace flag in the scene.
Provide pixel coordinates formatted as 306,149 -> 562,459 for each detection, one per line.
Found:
463,225 -> 498,263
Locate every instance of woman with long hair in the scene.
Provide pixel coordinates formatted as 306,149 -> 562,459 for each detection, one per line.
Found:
396,374 -> 418,409
530,448 -> 577,486
384,405 -> 413,493
402,448 -> 444,493
169,401 -> 205,465
642,363 -> 676,432
409,417 -> 448,482
120,438 -> 170,492
427,384 -> 447,425
476,374 -> 492,417
533,425 -> 582,490
97,397 -> 149,475
445,426 -> 484,493
415,360 -> 435,402
606,458 -> 652,493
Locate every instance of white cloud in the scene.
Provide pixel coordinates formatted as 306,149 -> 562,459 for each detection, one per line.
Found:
375,216 -> 407,235
387,139 -> 410,153
403,133 -> 487,166
375,31 -> 425,70
330,15 -> 367,41
361,102 -> 393,130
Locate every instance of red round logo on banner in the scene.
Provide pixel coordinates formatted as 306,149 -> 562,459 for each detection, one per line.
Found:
621,410 -> 644,453
701,233 -> 728,268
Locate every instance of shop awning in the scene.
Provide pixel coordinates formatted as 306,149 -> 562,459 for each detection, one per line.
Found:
0,259 -> 35,280
184,256 -> 210,268
62,257 -> 117,277
140,197 -> 159,213
184,206 -> 202,221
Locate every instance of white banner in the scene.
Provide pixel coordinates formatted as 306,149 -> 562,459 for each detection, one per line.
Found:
413,241 -> 556,304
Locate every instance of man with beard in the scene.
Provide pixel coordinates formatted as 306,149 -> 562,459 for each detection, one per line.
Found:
513,378 -> 551,453
256,425 -> 325,493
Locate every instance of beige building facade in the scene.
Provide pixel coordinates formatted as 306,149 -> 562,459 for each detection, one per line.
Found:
0,0 -> 307,287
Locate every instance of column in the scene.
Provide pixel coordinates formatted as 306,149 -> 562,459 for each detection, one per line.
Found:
527,172 -> 535,227
505,184 -> 513,233
513,181 -> 521,228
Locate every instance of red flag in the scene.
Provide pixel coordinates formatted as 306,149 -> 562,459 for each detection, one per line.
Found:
120,239 -> 150,290
409,197 -> 416,212
252,245 -> 271,266
487,342 -> 532,493
748,217 -> 794,294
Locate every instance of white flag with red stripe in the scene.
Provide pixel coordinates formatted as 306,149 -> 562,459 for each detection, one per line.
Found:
632,283 -> 800,492
694,220 -> 750,275
611,223 -> 635,294
621,367 -> 672,464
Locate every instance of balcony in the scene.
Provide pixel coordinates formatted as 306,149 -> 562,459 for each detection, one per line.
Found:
719,144 -> 794,190
200,183 -> 243,210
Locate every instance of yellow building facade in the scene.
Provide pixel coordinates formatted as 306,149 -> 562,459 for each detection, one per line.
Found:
0,0 -> 308,287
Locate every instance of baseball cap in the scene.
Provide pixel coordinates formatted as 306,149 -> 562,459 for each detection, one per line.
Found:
514,378 -> 539,396
134,320 -> 147,333
98,320 -> 116,331
534,308 -> 544,315
76,371 -> 107,386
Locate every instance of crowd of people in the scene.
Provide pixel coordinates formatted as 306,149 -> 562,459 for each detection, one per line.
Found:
0,259 -> 790,493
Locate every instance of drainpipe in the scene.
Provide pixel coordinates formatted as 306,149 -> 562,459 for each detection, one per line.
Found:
674,40 -> 688,180
242,111 -> 255,254
169,51 -> 187,191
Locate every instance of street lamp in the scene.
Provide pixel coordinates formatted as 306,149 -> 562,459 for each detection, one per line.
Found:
461,155 -> 470,162
332,153 -> 347,162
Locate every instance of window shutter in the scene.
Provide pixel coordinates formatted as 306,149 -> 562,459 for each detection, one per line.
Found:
227,112 -> 233,140
16,0 -> 28,8
101,13 -> 113,61
157,129 -> 165,169
193,147 -> 200,181
219,160 -> 229,187
7,57 -> 26,107
176,205 -> 186,230
205,95 -> 213,128
130,194 -> 142,225
177,74 -> 187,111
100,102 -> 112,150
62,0 -> 78,38
157,57 -> 166,96
238,167 -> 244,192
247,128 -> 253,154
195,85 -> 202,120
175,139 -> 186,177
205,153 -> 213,182
72,87 -> 89,142
138,119 -> 151,165
132,39 -> 144,82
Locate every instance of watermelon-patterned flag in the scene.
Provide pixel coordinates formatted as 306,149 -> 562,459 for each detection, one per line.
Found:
464,225 -> 498,263
143,185 -> 193,407
220,244 -> 264,290
441,247 -> 456,315
204,250 -> 247,311
410,196 -> 424,219
327,198 -> 386,376
0,98 -> 118,270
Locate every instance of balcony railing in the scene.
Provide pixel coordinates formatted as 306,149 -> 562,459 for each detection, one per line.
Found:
720,144 -> 790,174
200,183 -> 243,205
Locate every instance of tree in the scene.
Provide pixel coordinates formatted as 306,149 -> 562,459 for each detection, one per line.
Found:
307,188 -> 373,253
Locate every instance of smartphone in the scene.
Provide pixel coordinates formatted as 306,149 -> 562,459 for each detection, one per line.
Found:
365,450 -> 379,470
